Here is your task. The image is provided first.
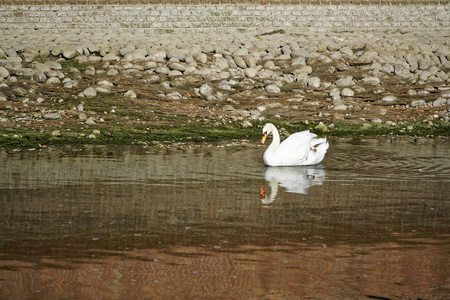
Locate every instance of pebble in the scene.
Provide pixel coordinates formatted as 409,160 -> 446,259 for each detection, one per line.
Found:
410,100 -> 426,107
381,95 -> 397,102
341,88 -> 354,97
315,122 -> 328,132
265,84 -> 281,93
125,90 -> 137,98
86,117 -> 96,125
83,87 -> 97,97
0,29 -> 449,130
43,113 -> 61,120
0,66 -> 9,78
307,77 -> 321,88
199,84 -> 213,96
335,76 -> 355,87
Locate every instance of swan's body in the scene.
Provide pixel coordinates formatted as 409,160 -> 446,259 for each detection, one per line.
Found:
261,123 -> 329,166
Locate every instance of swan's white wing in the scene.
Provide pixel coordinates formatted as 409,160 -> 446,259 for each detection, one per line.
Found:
270,131 -> 315,165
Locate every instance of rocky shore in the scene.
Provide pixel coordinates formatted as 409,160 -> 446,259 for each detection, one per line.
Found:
1,29 -> 449,148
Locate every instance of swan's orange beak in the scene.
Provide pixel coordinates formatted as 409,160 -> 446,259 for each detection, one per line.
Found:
261,132 -> 267,144
260,187 -> 265,199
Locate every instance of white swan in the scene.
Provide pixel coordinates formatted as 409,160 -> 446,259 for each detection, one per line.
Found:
261,123 -> 329,166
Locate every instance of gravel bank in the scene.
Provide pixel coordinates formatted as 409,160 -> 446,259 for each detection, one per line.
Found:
0,29 -> 449,144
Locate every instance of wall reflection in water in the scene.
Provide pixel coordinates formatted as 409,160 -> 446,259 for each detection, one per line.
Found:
0,138 -> 449,299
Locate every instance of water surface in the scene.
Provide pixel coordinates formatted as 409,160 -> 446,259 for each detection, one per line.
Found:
1,137 -> 449,299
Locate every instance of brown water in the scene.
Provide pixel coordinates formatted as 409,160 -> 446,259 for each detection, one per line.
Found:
0,137 -> 449,300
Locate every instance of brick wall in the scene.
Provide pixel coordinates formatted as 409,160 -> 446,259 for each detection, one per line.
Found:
1,3 -> 449,35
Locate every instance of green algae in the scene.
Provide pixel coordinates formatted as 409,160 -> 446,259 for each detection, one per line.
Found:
1,120 -> 448,150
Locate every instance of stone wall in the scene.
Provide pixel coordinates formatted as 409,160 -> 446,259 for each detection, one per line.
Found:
0,3 -> 449,35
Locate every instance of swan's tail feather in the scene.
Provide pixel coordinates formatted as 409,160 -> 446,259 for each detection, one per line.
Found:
311,137 -> 328,148
316,139 -> 329,153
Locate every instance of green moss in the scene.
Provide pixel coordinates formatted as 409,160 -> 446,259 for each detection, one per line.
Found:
0,121 -> 448,150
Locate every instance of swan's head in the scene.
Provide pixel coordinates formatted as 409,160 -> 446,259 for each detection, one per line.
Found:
261,123 -> 274,144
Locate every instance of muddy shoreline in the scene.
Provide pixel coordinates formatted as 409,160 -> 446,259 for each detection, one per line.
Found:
1,30 -> 449,150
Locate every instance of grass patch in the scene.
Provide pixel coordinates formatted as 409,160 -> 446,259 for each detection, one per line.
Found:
1,121 -> 448,150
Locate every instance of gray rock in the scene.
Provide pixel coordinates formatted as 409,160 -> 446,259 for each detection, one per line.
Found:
166,92 -> 183,100
77,104 -> 84,111
46,70 -> 64,79
88,56 -> 102,63
0,92 -> 7,101
167,70 -> 183,76
410,100 -> 426,107
124,90 -> 137,98
244,68 -> 257,78
243,55 -> 257,68
315,122 -> 328,132
381,64 -> 394,74
193,52 -> 207,64
335,76 -> 355,87
83,87 -> 97,97
404,53 -> 418,71
432,98 -> 446,107
155,66 -> 169,74
148,49 -> 167,62
43,112 -> 61,120
394,65 -> 410,77
291,56 -> 306,66
357,50 -> 378,63
97,80 -> 113,87
78,113 -> 87,120
22,53 -> 34,63
46,77 -> 61,84
85,117 -> 96,125
143,61 -> 157,70
62,48 -> 77,60
265,84 -> 281,93
241,120 -> 252,128
381,95 -> 397,102
214,55 -> 229,70
295,73 -> 309,86
103,53 -> 120,61
341,88 -> 354,97
233,56 -> 247,69
202,44 -> 215,54
362,76 -> 381,85
167,48 -> 188,61
333,102 -> 348,110
307,77 -> 321,88
168,62 -> 186,72
418,58 -> 432,70
340,46 -> 353,57
418,71 -> 431,81
106,69 -> 119,77
293,66 -> 312,75
95,86 -> 111,94
44,61 -> 62,70
200,84 -> 213,96
0,66 -> 10,78
371,118 -> 383,124
232,48 -> 249,56
119,46 -> 135,57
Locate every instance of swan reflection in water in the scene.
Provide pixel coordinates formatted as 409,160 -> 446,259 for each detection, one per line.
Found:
260,165 -> 326,205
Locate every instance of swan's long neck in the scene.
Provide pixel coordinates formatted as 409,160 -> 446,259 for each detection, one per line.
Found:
268,125 -> 280,152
